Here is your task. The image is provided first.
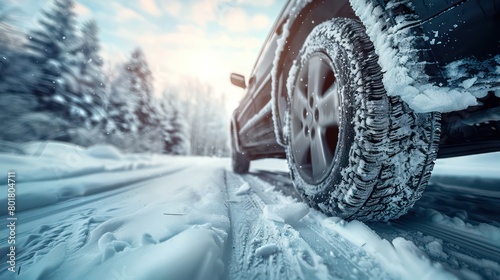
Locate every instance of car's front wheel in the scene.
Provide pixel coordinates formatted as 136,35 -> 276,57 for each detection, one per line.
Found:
286,18 -> 440,221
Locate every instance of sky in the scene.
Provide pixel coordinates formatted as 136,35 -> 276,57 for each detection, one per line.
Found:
8,0 -> 286,111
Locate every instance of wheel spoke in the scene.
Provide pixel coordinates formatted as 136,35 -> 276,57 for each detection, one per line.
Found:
293,131 -> 310,164
310,128 -> 332,179
307,56 -> 328,97
292,52 -> 339,183
293,86 -> 309,112
291,104 -> 303,121
318,82 -> 340,127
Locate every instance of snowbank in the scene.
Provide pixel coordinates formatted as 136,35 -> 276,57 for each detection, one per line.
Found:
0,142 -> 183,214
0,141 -> 230,280
432,152 -> 500,178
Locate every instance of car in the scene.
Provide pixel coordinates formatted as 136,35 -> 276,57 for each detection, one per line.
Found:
229,0 -> 500,221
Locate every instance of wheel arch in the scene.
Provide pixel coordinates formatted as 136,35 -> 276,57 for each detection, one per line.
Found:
270,0 -> 358,146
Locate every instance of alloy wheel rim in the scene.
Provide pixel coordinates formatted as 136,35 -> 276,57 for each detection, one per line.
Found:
290,52 -> 341,184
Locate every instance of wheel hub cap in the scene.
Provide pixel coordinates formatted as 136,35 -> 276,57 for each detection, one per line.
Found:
290,52 -> 341,184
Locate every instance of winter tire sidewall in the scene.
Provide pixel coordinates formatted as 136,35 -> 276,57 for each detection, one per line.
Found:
286,18 -> 440,221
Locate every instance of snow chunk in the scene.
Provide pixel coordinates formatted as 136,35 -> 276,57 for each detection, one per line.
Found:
86,145 -> 123,160
141,233 -> 158,245
235,182 -> 251,195
255,243 -> 279,258
409,86 -> 477,113
462,77 -> 477,89
263,203 -> 309,224
425,240 -> 448,259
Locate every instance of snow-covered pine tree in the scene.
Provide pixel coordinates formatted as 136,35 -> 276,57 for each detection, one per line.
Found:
106,48 -> 163,152
161,90 -> 189,155
125,48 -> 162,130
25,0 -> 78,115
54,20 -> 111,146
107,67 -> 140,134
0,2 -> 50,143
24,1 -> 110,145
70,20 -> 106,128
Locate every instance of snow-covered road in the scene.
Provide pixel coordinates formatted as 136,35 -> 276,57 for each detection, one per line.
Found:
0,142 -> 499,279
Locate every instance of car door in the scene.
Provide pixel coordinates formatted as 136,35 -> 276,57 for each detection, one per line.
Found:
237,2 -> 293,156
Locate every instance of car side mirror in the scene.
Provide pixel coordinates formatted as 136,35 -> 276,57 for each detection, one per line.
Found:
230,73 -> 246,89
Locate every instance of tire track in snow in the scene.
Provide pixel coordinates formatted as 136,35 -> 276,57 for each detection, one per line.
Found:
392,216 -> 500,264
242,174 -> 393,279
224,171 -> 390,279
225,171 -> 327,280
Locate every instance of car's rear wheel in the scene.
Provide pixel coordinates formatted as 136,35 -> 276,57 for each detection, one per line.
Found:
232,150 -> 250,174
286,18 -> 441,221
231,124 -> 250,174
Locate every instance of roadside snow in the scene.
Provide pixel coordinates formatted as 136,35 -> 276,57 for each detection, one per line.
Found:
432,152 -> 500,178
1,142 -> 498,279
1,142 -> 229,280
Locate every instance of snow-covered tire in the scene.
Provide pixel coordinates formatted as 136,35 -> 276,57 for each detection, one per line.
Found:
285,18 -> 440,221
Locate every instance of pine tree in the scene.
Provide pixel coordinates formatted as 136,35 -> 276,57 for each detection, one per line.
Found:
105,48 -> 164,152
0,2 -> 63,143
25,0 -> 78,111
108,48 -> 156,133
69,20 -> 106,127
125,48 -> 161,129
107,68 -> 140,134
161,90 -> 189,155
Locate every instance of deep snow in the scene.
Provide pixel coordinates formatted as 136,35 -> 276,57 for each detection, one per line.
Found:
0,142 -> 499,279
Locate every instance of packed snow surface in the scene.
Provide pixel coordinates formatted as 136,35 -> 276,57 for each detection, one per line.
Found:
0,142 -> 499,279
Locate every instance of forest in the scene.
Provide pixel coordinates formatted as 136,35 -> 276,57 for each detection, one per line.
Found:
0,0 -> 229,156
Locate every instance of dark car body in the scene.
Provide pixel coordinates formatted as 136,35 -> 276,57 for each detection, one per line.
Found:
231,0 -> 500,161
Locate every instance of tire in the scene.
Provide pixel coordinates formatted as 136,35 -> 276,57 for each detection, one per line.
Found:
232,151 -> 250,174
285,18 -> 440,221
231,124 -> 250,174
